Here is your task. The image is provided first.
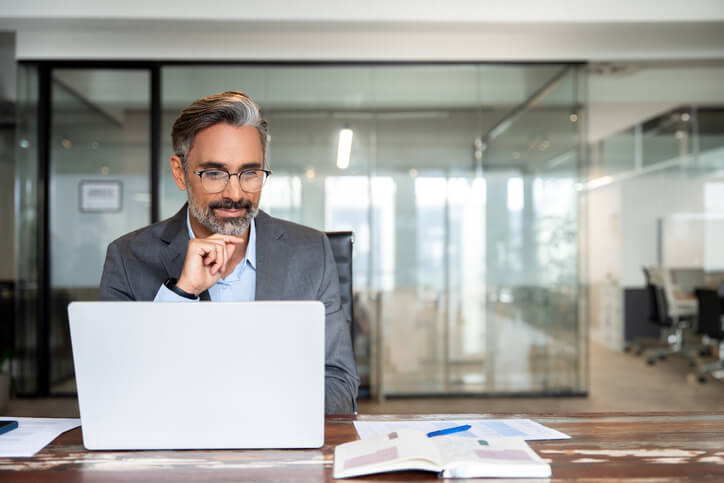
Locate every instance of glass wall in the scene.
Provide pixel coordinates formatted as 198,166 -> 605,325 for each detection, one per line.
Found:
13,60 -> 724,396
14,67 -> 152,394
162,64 -> 587,396
585,62 -> 724,350
14,61 -> 587,396
47,69 -> 151,393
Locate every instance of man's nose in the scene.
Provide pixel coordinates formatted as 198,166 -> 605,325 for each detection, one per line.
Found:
223,173 -> 244,198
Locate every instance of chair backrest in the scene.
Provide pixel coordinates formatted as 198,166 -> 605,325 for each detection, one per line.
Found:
642,266 -> 651,285
643,266 -> 670,326
325,231 -> 354,345
648,266 -> 692,319
694,289 -> 724,338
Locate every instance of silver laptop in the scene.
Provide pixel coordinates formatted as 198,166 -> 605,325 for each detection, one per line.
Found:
68,301 -> 325,450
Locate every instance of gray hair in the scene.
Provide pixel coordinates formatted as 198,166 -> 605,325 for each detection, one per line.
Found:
171,90 -> 269,169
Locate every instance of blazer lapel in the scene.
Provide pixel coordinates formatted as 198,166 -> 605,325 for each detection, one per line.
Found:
254,210 -> 289,300
160,204 -> 212,300
160,203 -> 190,283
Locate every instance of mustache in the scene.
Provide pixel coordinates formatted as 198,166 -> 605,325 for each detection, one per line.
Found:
208,198 -> 254,211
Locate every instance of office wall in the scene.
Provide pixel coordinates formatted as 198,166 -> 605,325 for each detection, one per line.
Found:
51,174 -> 149,287
587,183 -> 621,349
588,184 -> 621,285
619,174 -> 706,287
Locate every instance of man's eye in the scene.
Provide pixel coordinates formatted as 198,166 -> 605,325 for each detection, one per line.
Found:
205,170 -> 227,180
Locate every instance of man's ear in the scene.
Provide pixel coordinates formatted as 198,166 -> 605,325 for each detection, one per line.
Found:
170,155 -> 187,191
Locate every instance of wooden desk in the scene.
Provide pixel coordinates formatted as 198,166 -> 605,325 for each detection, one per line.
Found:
1,412 -> 722,481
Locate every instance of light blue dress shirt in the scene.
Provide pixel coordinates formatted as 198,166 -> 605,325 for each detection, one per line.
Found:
153,209 -> 256,302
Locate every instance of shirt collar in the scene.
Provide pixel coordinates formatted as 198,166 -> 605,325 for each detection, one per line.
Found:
185,208 -> 257,273
246,219 -> 257,270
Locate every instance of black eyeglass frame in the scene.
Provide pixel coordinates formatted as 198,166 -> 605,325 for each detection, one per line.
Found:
192,168 -> 272,193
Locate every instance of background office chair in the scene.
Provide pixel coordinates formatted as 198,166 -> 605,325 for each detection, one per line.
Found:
644,266 -> 697,365
326,231 -> 373,400
625,267 -> 671,356
693,289 -> 724,382
325,231 -> 354,347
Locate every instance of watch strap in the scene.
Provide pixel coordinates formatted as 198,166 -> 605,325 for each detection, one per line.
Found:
164,278 -> 198,300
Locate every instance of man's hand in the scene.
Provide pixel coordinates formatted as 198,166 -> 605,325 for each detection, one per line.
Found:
176,234 -> 244,296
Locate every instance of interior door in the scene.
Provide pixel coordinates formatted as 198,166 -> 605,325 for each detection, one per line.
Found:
48,68 -> 152,394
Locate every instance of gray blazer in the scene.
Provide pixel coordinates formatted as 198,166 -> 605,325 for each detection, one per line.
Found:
99,204 -> 359,414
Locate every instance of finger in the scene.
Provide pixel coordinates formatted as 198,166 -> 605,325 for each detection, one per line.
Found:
209,244 -> 222,275
224,235 -> 245,244
198,246 -> 216,269
216,243 -> 226,274
203,244 -> 217,267
225,241 -> 236,259
196,243 -> 213,257
209,233 -> 245,245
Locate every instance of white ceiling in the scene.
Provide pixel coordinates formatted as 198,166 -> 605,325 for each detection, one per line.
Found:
3,0 -> 724,23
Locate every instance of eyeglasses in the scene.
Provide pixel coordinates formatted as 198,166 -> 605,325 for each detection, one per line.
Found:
193,168 -> 272,194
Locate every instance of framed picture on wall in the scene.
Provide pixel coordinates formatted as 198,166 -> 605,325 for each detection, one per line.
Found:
79,180 -> 123,213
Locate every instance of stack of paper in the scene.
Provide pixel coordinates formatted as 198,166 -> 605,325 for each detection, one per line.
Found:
353,418 -> 571,441
0,417 -> 81,457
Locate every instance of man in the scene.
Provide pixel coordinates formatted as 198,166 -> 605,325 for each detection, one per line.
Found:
99,91 -> 359,414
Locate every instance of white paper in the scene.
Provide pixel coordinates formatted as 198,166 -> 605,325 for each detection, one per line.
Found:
0,417 -> 81,457
354,419 -> 570,441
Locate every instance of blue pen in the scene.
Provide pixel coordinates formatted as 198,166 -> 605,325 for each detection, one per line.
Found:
427,424 -> 471,437
0,420 -> 18,436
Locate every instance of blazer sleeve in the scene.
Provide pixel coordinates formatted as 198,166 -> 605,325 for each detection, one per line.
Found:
318,234 -> 360,415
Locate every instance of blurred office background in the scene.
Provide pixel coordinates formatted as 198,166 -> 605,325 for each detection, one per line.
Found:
1,1 -> 724,411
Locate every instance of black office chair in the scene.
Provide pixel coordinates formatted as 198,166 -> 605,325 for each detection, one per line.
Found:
643,266 -> 698,365
632,267 -> 671,359
693,289 -> 724,382
325,231 -> 354,348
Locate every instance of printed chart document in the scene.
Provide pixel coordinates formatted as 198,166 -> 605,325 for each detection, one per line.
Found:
0,417 -> 81,457
354,419 -> 570,441
334,429 -> 551,479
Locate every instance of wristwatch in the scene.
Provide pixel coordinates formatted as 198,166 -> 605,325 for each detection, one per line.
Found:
164,278 -> 198,300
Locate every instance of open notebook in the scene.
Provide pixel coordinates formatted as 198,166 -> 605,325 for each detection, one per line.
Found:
333,429 -> 551,479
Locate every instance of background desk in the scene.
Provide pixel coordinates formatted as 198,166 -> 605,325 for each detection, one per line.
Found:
1,412 -> 722,481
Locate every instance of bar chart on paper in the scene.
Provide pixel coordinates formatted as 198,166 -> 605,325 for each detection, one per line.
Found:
353,419 -> 570,441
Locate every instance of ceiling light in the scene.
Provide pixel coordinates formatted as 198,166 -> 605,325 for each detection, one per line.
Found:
587,176 -> 613,190
336,128 -> 353,170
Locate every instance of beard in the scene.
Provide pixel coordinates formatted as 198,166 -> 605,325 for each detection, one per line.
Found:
188,193 -> 259,236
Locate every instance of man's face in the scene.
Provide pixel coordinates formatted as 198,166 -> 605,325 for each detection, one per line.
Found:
171,123 -> 264,236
